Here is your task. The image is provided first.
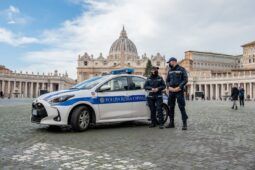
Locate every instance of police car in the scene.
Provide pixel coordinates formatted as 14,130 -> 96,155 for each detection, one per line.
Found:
31,68 -> 169,131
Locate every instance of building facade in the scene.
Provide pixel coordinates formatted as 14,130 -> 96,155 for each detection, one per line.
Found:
77,27 -> 167,82
77,27 -> 255,100
242,41 -> 255,69
183,41 -> 255,100
0,68 -> 76,98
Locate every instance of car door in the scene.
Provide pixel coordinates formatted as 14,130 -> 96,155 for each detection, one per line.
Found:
127,76 -> 150,118
97,76 -> 132,120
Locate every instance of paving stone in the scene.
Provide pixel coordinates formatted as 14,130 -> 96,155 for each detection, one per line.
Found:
0,99 -> 255,169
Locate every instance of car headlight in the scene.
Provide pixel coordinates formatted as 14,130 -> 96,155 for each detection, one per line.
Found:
49,95 -> 75,104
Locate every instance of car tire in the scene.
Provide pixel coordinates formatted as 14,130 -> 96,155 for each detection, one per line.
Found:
155,104 -> 169,125
71,106 -> 91,132
48,125 -> 61,130
162,104 -> 169,124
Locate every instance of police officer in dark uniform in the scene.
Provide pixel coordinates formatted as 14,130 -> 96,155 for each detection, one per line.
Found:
144,66 -> 166,129
166,57 -> 189,130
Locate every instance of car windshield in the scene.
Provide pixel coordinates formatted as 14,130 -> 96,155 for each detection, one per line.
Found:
71,76 -> 110,89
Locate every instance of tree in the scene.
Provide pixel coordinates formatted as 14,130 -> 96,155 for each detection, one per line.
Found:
144,59 -> 152,77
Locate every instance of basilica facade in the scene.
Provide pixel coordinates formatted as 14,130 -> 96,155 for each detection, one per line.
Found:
77,27 -> 167,82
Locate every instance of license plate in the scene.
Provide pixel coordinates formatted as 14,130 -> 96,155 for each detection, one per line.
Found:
32,110 -> 37,116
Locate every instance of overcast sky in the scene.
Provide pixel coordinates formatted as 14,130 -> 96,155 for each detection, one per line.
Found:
0,0 -> 255,79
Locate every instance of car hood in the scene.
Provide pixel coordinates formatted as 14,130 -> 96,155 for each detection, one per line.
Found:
37,89 -> 83,101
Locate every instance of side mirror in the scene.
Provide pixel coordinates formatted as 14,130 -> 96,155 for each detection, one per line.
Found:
98,85 -> 111,92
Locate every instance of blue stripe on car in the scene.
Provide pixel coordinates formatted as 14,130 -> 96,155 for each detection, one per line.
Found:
55,95 -> 147,106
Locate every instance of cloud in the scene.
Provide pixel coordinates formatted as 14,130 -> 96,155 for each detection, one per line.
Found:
20,50 -> 77,77
0,27 -> 39,46
0,5 -> 32,24
22,0 -> 255,79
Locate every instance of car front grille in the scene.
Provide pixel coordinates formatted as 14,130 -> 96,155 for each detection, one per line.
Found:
31,102 -> 48,123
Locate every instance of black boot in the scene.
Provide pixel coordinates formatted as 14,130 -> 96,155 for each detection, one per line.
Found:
149,123 -> 156,128
165,119 -> 175,128
159,124 -> 164,129
235,106 -> 238,110
182,120 -> 187,130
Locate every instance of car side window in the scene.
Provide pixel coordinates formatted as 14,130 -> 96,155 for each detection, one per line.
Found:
130,77 -> 146,90
99,77 -> 128,92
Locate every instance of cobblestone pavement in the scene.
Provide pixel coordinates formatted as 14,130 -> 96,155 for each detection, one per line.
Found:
0,99 -> 255,169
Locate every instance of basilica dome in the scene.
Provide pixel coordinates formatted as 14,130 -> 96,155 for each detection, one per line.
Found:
109,27 -> 138,59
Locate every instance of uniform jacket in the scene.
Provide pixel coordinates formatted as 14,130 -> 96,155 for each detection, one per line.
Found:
231,87 -> 239,100
144,74 -> 166,96
166,64 -> 188,90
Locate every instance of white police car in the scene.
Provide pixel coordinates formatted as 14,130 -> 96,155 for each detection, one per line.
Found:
31,68 -> 169,131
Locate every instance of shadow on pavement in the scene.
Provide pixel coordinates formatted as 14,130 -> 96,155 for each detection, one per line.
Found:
35,121 -> 150,133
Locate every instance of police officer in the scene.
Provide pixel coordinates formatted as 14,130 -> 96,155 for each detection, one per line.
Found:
166,57 -> 189,130
144,66 -> 166,129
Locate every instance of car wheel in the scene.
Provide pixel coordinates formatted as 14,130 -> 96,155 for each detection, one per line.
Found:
162,104 -> 169,124
155,104 -> 169,125
71,106 -> 91,132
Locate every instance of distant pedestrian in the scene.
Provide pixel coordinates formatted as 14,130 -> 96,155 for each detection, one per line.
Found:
0,91 -> 3,98
186,93 -> 190,100
201,93 -> 205,100
191,94 -> 194,101
239,86 -> 245,107
231,85 -> 239,110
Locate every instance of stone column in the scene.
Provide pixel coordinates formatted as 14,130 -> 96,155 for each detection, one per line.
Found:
44,83 -> 47,90
215,84 -> 219,100
24,82 -> 28,98
35,82 -> 40,97
1,80 -> 5,93
253,82 -> 255,100
221,84 -> 224,100
205,84 -> 208,100
30,82 -> 33,98
50,83 -> 53,92
7,81 -> 10,97
190,83 -> 194,99
14,80 -> 16,91
210,84 -> 213,100
226,83 -> 229,96
244,82 -> 247,99
199,84 -> 202,92
249,82 -> 252,100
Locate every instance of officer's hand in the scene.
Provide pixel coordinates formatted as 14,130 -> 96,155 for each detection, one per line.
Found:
174,87 -> 181,92
151,88 -> 157,92
168,87 -> 175,92
154,88 -> 159,92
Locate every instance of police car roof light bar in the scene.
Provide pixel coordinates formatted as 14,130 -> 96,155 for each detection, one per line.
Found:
110,68 -> 134,75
